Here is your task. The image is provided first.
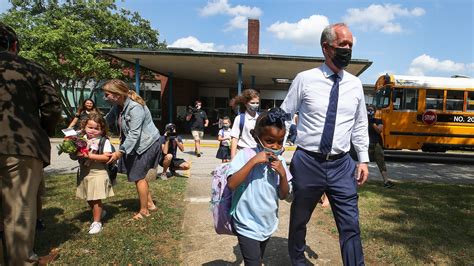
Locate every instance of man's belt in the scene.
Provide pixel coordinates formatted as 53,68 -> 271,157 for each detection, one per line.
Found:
297,147 -> 347,161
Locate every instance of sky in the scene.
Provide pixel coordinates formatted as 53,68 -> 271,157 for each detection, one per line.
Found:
1,0 -> 473,84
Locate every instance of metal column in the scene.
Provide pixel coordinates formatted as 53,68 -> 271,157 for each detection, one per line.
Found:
168,72 -> 173,122
135,58 -> 140,93
237,63 -> 243,95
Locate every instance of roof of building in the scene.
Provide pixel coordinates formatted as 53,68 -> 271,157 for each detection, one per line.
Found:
100,48 -> 372,89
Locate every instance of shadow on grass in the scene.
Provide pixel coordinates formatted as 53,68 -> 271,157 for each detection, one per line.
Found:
202,237 -> 317,266
72,204 -> 121,223
35,207 -> 81,256
359,181 -> 474,264
104,198 -> 138,214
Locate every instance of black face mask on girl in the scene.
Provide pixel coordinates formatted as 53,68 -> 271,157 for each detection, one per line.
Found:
330,46 -> 352,69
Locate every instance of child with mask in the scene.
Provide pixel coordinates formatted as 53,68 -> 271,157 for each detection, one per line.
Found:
227,107 -> 292,265
216,116 -> 232,163
229,89 -> 260,159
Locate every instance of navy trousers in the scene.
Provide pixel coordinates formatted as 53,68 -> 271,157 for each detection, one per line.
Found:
288,149 -> 364,266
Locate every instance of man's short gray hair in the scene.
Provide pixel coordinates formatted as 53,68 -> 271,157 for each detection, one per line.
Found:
320,23 -> 348,46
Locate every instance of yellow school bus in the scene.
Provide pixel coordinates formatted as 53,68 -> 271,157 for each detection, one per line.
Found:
373,74 -> 474,152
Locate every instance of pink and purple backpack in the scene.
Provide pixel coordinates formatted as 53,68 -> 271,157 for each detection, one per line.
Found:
210,148 -> 256,235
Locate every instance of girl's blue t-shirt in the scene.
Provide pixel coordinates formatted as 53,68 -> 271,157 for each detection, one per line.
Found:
227,148 -> 292,241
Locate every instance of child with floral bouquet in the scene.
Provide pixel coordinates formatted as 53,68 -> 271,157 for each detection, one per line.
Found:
57,135 -> 88,155
74,113 -> 115,234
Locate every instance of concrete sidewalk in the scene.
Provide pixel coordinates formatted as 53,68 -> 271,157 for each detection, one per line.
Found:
179,146 -> 342,265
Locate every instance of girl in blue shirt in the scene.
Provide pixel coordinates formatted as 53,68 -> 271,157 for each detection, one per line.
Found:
227,107 -> 292,266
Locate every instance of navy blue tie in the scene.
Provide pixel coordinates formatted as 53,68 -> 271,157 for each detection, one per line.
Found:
319,74 -> 339,155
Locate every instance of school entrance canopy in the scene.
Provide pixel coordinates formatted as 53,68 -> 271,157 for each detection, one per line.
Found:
100,48 -> 372,89
100,48 -> 372,127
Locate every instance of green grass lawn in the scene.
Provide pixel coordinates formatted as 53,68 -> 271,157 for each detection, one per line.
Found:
35,173 -> 187,264
315,181 -> 474,265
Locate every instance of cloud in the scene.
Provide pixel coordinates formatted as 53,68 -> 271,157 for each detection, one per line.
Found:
343,4 -> 425,33
169,36 -> 246,53
267,15 -> 330,46
169,36 -> 217,51
227,15 -> 248,30
408,54 -> 473,76
199,0 -> 262,31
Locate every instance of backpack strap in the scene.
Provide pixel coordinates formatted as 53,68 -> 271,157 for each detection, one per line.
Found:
97,136 -> 107,154
238,113 -> 245,138
238,112 -> 259,139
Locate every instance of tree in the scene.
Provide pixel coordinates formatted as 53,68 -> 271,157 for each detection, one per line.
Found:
1,0 -> 166,119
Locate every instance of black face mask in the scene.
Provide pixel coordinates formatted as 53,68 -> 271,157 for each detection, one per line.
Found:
330,47 -> 352,69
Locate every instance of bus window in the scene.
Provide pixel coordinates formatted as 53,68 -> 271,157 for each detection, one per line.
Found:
425,89 -> 444,110
468,91 -> 474,112
405,89 -> 418,110
392,88 -> 418,111
392,89 -> 401,110
446,90 -> 464,111
374,86 -> 390,109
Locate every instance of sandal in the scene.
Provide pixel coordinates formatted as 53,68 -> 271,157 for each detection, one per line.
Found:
148,206 -> 158,212
131,212 -> 150,220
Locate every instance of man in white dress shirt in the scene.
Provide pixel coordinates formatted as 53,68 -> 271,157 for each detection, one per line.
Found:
281,23 -> 369,265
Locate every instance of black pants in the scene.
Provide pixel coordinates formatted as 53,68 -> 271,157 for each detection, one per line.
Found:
237,233 -> 270,266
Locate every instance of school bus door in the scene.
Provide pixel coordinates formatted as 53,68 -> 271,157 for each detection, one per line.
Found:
382,88 -> 420,150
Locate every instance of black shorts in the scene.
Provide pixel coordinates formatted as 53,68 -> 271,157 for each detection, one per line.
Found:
159,157 -> 186,170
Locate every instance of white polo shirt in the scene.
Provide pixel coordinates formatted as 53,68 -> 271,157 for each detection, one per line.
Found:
230,111 -> 259,148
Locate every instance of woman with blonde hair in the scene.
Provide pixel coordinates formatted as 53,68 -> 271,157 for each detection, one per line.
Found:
229,89 -> 260,159
102,79 -> 161,220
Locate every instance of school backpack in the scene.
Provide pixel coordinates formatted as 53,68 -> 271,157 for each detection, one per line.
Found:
98,136 -> 118,185
210,148 -> 256,235
238,112 -> 245,138
238,112 -> 259,138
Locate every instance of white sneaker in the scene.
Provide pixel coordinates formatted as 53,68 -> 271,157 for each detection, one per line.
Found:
159,172 -> 168,181
88,222 -> 102,234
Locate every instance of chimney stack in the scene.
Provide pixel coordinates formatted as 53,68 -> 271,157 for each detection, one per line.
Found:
247,19 -> 259,55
